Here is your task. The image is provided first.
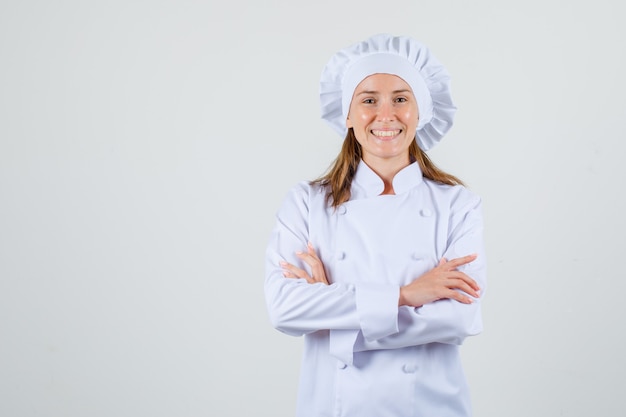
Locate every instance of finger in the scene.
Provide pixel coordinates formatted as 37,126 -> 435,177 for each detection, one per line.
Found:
303,242 -> 322,263
283,269 -> 315,284
280,261 -> 310,280
311,268 -> 328,285
296,250 -> 323,270
448,278 -> 480,298
307,242 -> 319,258
446,271 -> 480,291
445,254 -> 477,269
444,288 -> 475,305
304,243 -> 330,285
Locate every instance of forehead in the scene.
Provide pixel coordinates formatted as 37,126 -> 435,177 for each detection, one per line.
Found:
353,73 -> 413,93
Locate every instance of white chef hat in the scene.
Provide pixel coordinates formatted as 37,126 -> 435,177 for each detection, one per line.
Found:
319,33 -> 456,151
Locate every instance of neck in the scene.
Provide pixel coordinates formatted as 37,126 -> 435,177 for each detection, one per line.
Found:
362,155 -> 411,195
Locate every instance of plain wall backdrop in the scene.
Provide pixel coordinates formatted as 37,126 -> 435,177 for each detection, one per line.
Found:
1,0 -> 625,416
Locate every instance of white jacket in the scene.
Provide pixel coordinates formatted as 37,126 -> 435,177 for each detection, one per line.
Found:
265,161 -> 487,417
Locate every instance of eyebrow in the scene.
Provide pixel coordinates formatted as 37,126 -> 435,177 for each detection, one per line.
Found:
355,89 -> 412,96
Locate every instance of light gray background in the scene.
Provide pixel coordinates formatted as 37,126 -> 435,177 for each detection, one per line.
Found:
1,1 -> 624,416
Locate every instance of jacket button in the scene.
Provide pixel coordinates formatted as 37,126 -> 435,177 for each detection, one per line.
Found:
420,208 -> 432,217
338,206 -> 347,215
402,364 -> 417,374
337,362 -> 347,369
337,251 -> 346,260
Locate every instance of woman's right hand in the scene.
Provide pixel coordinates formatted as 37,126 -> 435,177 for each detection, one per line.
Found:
279,242 -> 330,285
399,254 -> 480,307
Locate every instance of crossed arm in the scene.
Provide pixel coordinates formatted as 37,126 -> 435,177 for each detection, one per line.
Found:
265,184 -> 486,349
280,242 -> 481,308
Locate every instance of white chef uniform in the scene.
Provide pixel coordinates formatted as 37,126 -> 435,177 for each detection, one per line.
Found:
265,160 -> 486,417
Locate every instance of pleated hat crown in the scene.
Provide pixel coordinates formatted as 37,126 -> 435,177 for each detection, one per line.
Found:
319,33 -> 456,151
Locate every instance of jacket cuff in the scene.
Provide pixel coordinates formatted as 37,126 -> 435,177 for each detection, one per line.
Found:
356,282 -> 399,341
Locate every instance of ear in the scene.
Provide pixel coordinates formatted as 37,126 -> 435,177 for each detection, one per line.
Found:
346,117 -> 353,129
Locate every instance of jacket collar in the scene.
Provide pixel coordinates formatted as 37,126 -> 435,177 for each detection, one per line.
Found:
351,160 -> 423,199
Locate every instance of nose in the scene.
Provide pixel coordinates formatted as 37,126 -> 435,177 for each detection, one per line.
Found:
377,100 -> 395,122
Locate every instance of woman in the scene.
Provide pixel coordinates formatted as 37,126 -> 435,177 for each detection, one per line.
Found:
264,33 -> 486,417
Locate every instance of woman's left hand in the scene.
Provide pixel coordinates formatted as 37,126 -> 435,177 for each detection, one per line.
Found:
280,242 -> 329,285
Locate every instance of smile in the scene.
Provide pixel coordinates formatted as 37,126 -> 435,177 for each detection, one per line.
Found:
372,129 -> 401,138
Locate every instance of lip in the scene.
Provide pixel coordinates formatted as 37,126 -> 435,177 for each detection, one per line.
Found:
371,129 -> 402,140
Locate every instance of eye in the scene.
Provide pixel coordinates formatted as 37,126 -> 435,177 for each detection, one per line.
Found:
395,97 -> 408,103
362,98 -> 375,104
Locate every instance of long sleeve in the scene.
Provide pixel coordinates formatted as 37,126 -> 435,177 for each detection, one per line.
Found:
265,182 -> 387,337
266,162 -> 483,417
353,193 -> 486,351
265,164 -> 487,359
265,182 -> 406,364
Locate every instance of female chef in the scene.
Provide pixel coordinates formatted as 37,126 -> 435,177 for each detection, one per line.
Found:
264,33 -> 487,417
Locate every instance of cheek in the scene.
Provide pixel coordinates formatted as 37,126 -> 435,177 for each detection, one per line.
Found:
402,109 -> 419,126
402,107 -> 417,119
355,111 -> 373,126
347,111 -> 371,129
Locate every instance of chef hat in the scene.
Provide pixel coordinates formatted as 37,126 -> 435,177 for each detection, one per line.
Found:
319,33 -> 456,151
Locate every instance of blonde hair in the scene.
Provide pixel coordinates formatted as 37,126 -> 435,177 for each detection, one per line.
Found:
312,129 -> 464,208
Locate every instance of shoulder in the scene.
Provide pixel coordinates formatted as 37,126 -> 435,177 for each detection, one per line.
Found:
284,180 -> 326,202
276,180 -> 328,216
422,179 -> 482,212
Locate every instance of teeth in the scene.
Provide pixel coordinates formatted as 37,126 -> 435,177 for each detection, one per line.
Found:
372,130 -> 400,138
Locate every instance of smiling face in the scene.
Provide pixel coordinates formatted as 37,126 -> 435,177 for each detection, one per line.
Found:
346,73 -> 419,171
